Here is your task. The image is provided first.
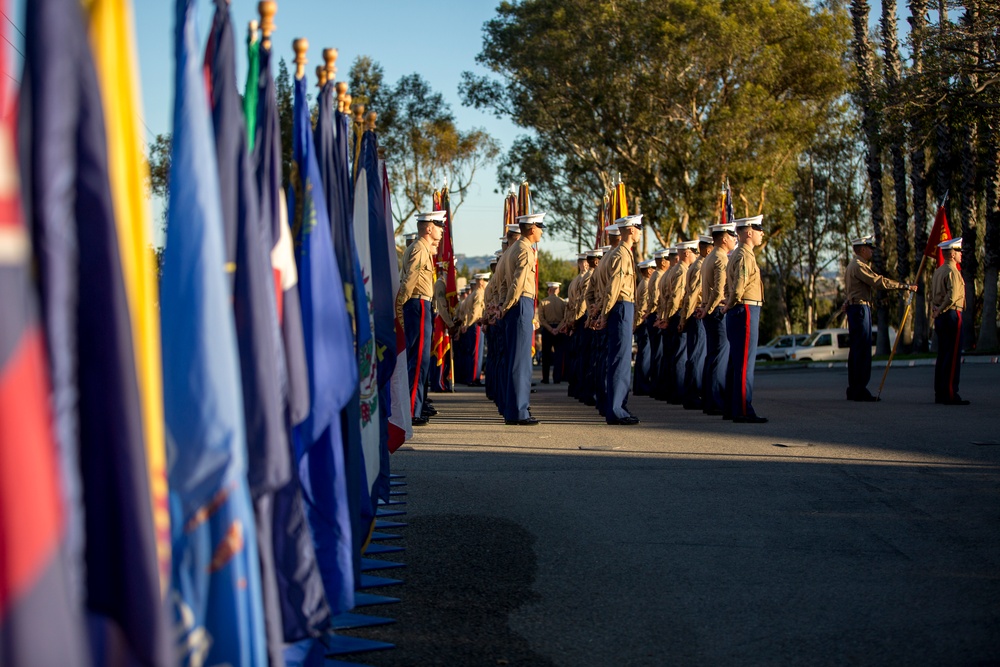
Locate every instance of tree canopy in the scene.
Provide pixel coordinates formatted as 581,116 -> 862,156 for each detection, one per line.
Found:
461,0 -> 853,245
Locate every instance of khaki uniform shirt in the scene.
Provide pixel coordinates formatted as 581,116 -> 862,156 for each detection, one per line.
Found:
499,237 -> 537,314
600,244 -> 636,317
635,276 -> 649,325
931,260 -> 965,314
725,244 -> 763,308
681,257 -> 704,321
645,268 -> 666,320
701,247 -> 728,313
586,254 -> 612,311
845,256 -> 907,306
395,236 -> 435,319
538,295 -> 567,331
657,263 -> 684,319
433,275 -> 456,327
569,269 -> 594,323
463,287 -> 486,325
560,274 -> 582,328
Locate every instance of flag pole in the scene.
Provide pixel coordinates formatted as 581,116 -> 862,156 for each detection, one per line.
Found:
876,253 -> 927,399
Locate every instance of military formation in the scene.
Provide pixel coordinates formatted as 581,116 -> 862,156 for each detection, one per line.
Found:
395,205 -> 972,429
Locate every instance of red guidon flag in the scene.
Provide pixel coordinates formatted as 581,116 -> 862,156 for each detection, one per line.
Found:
923,204 -> 953,268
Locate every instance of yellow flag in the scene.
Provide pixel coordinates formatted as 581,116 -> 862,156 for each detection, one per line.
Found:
82,0 -> 170,592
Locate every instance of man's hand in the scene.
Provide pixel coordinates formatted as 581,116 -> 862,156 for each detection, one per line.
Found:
695,307 -> 706,320
908,284 -> 918,293
594,314 -> 607,330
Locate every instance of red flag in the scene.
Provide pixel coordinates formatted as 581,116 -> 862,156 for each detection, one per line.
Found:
923,205 -> 953,267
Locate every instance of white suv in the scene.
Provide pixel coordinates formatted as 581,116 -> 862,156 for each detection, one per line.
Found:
789,327 -> 896,362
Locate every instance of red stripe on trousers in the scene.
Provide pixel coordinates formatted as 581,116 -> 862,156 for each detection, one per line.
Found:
949,311 -> 962,399
473,327 -> 481,379
410,300 -> 426,415
741,306 -> 751,416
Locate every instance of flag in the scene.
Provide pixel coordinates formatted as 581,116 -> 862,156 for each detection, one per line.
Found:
21,0 -> 173,663
924,204 -> 953,267
83,0 -> 172,605
351,132 -> 382,505
289,65 -> 357,616
161,2 -> 267,664
380,156 -> 412,452
254,34 -> 331,643
206,2 -> 290,664
1,10 -> 85,659
318,81 -> 375,587
256,42 -> 310,428
721,178 -> 735,227
359,130 -> 394,503
244,22 -> 260,153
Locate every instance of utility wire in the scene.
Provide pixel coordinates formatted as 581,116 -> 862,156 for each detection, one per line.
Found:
0,9 -> 24,40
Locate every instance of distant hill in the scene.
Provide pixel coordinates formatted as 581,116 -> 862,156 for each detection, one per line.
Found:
456,254 -> 495,273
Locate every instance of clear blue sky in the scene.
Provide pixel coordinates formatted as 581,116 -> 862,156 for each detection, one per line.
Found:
3,0 -> 944,260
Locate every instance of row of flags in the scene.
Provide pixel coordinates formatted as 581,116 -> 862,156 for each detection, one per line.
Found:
1,0 -> 410,665
596,179 -> 628,248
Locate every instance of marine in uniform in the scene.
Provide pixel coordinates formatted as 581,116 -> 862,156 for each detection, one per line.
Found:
696,222 -> 736,415
680,237 -> 709,410
395,210 -> 445,425
538,282 -> 567,384
483,253 -> 503,403
931,237 -> 969,405
568,250 -> 600,402
633,259 -> 655,396
595,215 -> 642,425
645,250 -> 669,398
457,273 -> 488,386
843,235 -> 916,402
584,239 -> 615,412
431,261 -> 459,392
723,215 -> 766,423
499,213 -> 546,425
559,253 -> 588,395
654,246 -> 684,402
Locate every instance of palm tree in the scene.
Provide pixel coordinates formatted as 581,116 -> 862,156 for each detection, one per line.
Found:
981,112 -> 1000,351
958,2 -> 979,350
907,0 -> 931,352
850,0 -> 890,354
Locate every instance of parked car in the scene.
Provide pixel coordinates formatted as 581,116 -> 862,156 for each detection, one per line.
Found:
788,326 -> 896,362
756,334 -> 809,361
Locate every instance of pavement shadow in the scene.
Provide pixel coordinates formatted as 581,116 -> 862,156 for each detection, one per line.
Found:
345,514 -> 555,667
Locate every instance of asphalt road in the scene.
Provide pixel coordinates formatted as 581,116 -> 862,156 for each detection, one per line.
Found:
340,364 -> 1000,666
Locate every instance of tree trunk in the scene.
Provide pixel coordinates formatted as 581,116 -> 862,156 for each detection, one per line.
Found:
851,0 -> 891,354
958,2 -> 979,351
977,113 -> 999,351
908,0 -> 931,351
882,0 -> 912,350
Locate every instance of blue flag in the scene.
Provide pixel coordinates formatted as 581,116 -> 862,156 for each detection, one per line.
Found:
206,2 -> 290,665
288,69 -> 357,615
19,0 -> 171,663
161,1 -> 267,664
359,131 -> 394,504
315,82 -> 374,585
254,41 -> 332,643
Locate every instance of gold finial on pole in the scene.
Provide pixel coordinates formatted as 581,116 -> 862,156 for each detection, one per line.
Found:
258,1 -> 276,50
352,103 -> 365,126
365,111 -> 377,132
343,93 -> 353,114
293,38 -> 308,80
248,19 -> 259,45
323,49 -> 338,81
335,82 -> 348,112
377,146 -> 386,160
316,65 -> 327,88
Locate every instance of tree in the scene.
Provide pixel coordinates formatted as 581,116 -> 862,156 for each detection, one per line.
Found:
537,248 -> 578,292
275,56 -> 294,191
463,0 -> 852,252
349,60 -> 500,236
907,0 -> 932,352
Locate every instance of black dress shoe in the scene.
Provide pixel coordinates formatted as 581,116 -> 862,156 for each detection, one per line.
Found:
541,379 -> 550,384
505,417 -> 540,425
734,415 -> 768,423
722,414 -> 733,420
607,416 -> 640,425
945,397 -> 971,405
853,394 -> 879,402
683,402 -> 703,411
411,417 -> 429,426
422,406 -> 438,416
704,409 -> 724,416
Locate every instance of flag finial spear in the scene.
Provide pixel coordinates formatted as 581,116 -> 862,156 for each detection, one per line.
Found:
323,49 -> 338,80
343,93 -> 353,114
335,82 -> 348,112
316,65 -> 327,88
248,19 -> 259,45
365,111 -> 377,132
293,38 -> 308,80
352,103 -> 365,126
258,1 -> 276,50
